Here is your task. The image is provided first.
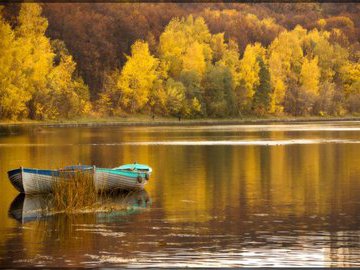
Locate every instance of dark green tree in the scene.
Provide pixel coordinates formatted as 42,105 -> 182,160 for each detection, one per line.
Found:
203,65 -> 236,117
253,57 -> 271,115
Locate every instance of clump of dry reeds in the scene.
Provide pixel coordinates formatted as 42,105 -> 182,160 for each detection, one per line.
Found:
52,170 -> 98,213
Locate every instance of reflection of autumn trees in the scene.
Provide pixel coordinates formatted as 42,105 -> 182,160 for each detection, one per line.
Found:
0,126 -> 360,265
0,130 -> 359,230
157,139 -> 360,224
1,126 -> 359,225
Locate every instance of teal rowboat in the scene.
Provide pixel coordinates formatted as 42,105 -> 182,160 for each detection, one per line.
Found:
95,163 -> 152,191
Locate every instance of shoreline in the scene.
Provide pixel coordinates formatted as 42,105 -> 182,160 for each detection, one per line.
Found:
1,116 -> 360,128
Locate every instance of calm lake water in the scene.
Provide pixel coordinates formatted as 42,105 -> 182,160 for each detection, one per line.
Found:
0,121 -> 359,267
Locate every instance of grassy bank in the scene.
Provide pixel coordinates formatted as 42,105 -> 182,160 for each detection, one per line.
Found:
1,115 -> 360,128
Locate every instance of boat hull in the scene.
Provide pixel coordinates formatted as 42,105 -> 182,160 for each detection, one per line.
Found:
94,169 -> 149,191
8,169 -> 24,193
8,168 -> 59,195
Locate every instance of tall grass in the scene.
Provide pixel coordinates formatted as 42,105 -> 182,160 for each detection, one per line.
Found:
52,170 -> 99,213
50,165 -> 150,214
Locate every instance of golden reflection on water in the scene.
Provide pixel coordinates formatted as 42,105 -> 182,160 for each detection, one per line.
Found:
0,123 -> 359,267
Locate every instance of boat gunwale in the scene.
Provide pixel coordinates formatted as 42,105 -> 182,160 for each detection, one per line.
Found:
97,168 -> 150,178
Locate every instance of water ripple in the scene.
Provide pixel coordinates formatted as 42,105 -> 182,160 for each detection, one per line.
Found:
100,139 -> 360,146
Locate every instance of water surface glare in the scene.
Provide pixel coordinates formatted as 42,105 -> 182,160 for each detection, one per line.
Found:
0,121 -> 359,267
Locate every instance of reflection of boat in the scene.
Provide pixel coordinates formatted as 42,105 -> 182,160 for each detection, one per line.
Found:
95,190 -> 151,222
8,193 -> 54,223
7,163 -> 152,194
8,190 -> 151,224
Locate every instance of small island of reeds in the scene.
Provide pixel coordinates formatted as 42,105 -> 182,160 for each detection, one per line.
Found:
25,171 -> 151,218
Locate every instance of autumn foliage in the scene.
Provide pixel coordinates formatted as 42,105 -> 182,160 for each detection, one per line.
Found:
0,4 -> 91,120
0,3 -> 359,120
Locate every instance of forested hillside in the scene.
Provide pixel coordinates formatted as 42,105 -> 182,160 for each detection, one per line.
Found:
1,3 -> 359,120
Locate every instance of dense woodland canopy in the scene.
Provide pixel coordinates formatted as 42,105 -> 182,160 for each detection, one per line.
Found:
0,3 -> 360,120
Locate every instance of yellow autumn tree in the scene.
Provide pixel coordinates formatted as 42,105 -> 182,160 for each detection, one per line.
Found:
305,30 -> 338,82
0,11 -> 30,120
149,60 -> 170,115
301,29 -> 348,114
16,3 -> 55,119
300,56 -> 320,95
210,33 -> 228,63
0,4 -> 91,120
238,43 -> 267,111
340,61 -> 360,113
164,79 -> 186,116
340,62 -> 360,96
182,41 -> 207,76
45,40 -> 91,119
292,56 -> 321,115
96,69 -> 122,116
269,26 -> 306,114
117,40 -> 160,113
217,39 -> 241,87
158,15 -> 215,117
158,15 -> 212,79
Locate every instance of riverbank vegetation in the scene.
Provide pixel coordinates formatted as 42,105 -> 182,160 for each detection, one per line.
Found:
1,3 -> 359,121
